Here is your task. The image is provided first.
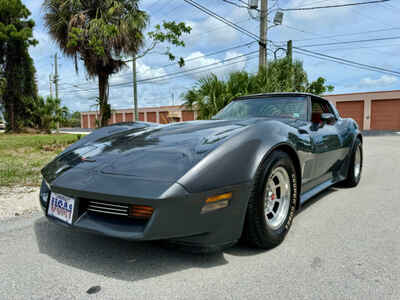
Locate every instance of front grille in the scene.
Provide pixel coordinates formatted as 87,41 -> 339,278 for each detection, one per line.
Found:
87,200 -> 129,217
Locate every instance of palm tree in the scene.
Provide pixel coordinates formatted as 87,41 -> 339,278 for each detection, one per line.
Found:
43,0 -> 148,127
184,58 -> 334,120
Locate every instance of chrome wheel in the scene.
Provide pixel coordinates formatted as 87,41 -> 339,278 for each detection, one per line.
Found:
354,145 -> 362,179
264,166 -> 291,230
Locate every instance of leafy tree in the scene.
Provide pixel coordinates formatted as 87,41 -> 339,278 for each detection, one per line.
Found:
0,0 -> 38,131
184,57 -> 334,119
25,96 -> 68,132
43,0 -> 191,127
62,111 -> 81,128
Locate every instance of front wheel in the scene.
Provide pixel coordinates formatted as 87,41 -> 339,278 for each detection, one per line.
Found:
341,138 -> 363,187
243,151 -> 298,249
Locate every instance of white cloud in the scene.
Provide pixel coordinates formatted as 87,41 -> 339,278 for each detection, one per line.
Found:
109,60 -> 167,86
182,50 -> 248,80
358,75 -> 398,88
185,17 -> 239,47
282,0 -> 356,35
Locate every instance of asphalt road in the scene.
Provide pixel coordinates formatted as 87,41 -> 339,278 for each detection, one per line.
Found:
0,136 -> 399,300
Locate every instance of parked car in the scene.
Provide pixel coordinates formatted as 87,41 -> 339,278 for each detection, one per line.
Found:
0,121 -> 5,129
39,93 -> 363,252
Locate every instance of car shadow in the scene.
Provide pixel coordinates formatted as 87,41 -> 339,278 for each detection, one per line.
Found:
34,217 -> 229,282
297,187 -> 339,215
34,187 -> 340,281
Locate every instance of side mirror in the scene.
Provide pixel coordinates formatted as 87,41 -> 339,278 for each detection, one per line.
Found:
321,113 -> 336,125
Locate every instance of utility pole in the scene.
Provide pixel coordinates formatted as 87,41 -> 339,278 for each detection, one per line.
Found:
287,40 -> 293,65
54,53 -> 59,99
49,74 -> 53,98
259,0 -> 268,70
287,40 -> 293,91
132,57 -> 138,121
54,53 -> 60,132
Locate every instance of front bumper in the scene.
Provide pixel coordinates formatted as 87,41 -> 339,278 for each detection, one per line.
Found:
39,178 -> 252,247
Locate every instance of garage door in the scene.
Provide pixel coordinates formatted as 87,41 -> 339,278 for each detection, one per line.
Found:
116,113 -> 123,123
147,112 -> 157,123
335,101 -> 364,130
89,115 -> 97,129
139,112 -> 145,121
125,113 -> 133,122
371,99 -> 400,130
159,111 -> 169,124
82,115 -> 88,129
182,111 -> 195,121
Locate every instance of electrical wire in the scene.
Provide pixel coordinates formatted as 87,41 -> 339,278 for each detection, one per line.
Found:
183,0 -> 260,42
290,27 -> 400,43
294,46 -> 400,77
59,51 -> 259,95
281,0 -> 390,11
298,36 -> 400,48
57,41 -> 258,92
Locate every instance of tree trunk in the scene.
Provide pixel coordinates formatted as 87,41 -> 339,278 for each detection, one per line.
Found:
98,72 -> 110,127
7,101 -> 15,132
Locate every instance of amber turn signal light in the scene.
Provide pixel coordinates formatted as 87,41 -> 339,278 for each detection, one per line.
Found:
206,192 -> 232,203
130,205 -> 154,219
202,192 -> 232,214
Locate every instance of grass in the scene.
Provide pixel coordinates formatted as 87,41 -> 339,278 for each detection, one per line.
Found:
0,133 -> 81,187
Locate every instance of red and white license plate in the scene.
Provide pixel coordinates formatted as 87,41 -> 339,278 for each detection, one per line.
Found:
48,193 -> 75,224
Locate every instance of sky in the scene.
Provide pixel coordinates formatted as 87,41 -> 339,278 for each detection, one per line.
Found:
23,0 -> 400,113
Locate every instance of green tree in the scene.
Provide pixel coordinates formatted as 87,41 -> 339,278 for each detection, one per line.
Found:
184,57 -> 334,119
0,0 -> 38,131
26,96 -> 68,132
43,0 -> 191,127
62,111 -> 81,128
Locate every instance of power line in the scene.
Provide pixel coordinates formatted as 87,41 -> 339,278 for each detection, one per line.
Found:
290,26 -> 400,43
309,42 -> 400,54
61,54 -> 258,95
60,51 -> 259,95
294,46 -> 400,77
138,54 -> 258,85
183,0 -> 260,42
272,20 -> 392,57
58,41 -> 258,92
281,0 -> 390,11
298,35 -> 400,48
293,49 -> 399,77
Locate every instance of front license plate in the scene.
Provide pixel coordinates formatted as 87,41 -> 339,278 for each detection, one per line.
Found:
48,193 -> 75,224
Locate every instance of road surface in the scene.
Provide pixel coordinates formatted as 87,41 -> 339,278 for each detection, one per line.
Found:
0,136 -> 399,299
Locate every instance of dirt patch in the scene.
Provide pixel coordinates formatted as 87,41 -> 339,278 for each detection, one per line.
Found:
0,186 -> 41,220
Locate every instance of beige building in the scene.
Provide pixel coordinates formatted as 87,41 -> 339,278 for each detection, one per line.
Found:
81,105 -> 197,129
325,90 -> 400,130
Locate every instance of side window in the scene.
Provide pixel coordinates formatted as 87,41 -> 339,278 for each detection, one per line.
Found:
311,98 -> 336,124
311,101 -> 325,124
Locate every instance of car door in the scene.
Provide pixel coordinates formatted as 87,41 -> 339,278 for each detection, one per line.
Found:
307,97 -> 344,187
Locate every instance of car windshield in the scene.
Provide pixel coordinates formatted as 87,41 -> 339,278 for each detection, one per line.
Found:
213,96 -> 308,120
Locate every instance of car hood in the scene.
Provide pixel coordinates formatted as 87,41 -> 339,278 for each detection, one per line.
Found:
42,120 -> 256,184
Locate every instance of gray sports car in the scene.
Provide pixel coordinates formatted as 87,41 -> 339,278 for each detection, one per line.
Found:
40,93 -> 363,251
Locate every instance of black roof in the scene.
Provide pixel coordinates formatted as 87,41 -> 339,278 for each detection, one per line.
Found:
234,92 -> 320,101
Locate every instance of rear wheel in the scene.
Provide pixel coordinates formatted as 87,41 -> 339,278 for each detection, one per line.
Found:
342,138 -> 363,187
243,151 -> 298,249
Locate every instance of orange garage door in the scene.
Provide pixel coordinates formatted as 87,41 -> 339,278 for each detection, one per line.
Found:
371,99 -> 400,130
82,115 -> 88,128
182,111 -> 195,121
125,113 -> 133,122
335,101 -> 364,130
147,112 -> 157,123
116,113 -> 123,123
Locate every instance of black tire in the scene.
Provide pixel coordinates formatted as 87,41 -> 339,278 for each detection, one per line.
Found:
243,150 -> 298,249
341,138 -> 363,187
